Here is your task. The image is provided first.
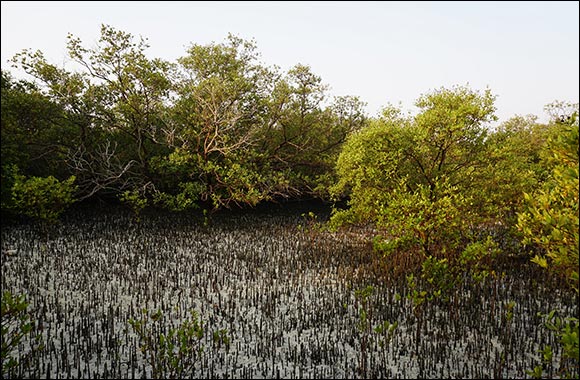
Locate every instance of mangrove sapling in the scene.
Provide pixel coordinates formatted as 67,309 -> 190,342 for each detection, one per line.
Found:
297,210 -> 329,251
527,345 -> 554,379
212,329 -> 231,350
405,256 -> 458,354
373,318 -> 398,376
1,291 -> 43,378
527,310 -> 579,379
128,307 -> 220,379
499,300 -> 517,374
354,285 -> 373,379
406,272 -> 427,353
353,285 -> 399,379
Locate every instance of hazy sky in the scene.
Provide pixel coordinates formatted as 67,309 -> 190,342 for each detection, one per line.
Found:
1,1 -> 578,124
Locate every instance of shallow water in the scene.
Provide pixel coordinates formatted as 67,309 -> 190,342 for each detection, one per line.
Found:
1,203 -> 578,379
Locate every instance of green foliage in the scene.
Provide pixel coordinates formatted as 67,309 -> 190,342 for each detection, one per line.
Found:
297,211 -> 326,234
460,236 -> 501,282
373,319 -> 398,348
331,86 -> 578,318
1,71 -> 71,215
504,300 -> 516,322
517,116 -> 579,289
354,285 -> 374,333
517,105 -> 580,380
260,65 -> 367,197
377,179 -> 472,258
5,25 -> 366,211
170,42 -> 366,208
405,256 -> 458,310
527,310 -> 579,379
406,273 -> 427,311
3,23 -> 579,280
475,116 -> 547,235
119,189 -> 148,221
128,307 -> 221,379
352,285 -> 398,378
460,235 -> 500,266
544,311 -> 579,365
10,168 -> 77,223
332,86 -> 497,263
212,329 -> 230,350
153,181 -> 203,212
420,256 -> 458,302
331,108 -> 409,226
1,164 -> 19,214
1,291 -> 43,378
12,25 -> 176,206
169,34 -> 273,208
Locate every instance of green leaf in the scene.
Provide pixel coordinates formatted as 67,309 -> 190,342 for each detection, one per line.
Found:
531,255 -> 549,269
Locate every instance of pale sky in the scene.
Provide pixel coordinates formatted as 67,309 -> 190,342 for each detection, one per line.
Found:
1,1 -> 579,124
